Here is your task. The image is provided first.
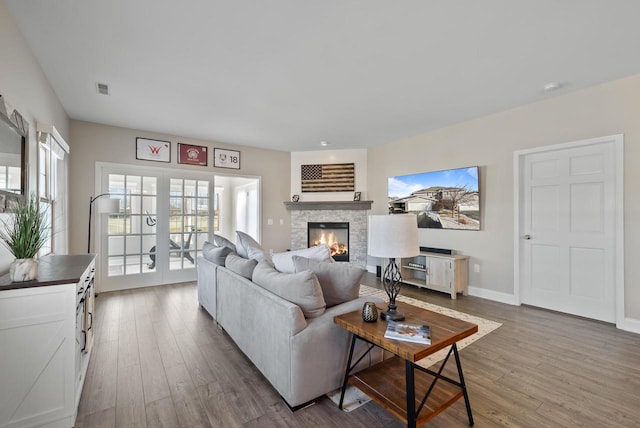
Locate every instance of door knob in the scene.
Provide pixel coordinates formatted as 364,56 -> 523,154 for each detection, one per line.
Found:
523,235 -> 532,240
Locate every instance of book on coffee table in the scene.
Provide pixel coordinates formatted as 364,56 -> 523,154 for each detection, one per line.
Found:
384,320 -> 431,345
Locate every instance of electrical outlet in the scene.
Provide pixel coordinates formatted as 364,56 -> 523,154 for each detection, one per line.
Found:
474,263 -> 480,273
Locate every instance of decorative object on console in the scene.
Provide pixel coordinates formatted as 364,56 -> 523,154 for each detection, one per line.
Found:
178,143 -> 208,166
136,137 -> 171,162
0,193 -> 48,282
367,214 -> 419,321
362,301 -> 378,322
87,193 -> 120,252
301,163 -> 355,192
388,166 -> 480,230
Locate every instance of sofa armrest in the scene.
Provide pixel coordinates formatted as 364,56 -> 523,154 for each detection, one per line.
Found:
287,294 -> 385,406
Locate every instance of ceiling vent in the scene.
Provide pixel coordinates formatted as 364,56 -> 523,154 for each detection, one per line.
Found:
96,82 -> 109,95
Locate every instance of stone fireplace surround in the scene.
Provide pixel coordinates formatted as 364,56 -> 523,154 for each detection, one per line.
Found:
285,200 -> 373,269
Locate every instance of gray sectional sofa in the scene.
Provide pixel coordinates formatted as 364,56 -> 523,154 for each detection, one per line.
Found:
196,248 -> 384,409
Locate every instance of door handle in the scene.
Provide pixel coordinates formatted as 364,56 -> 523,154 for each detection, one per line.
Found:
523,235 -> 532,240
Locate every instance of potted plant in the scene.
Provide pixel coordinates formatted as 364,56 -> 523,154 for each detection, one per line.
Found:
0,193 -> 48,282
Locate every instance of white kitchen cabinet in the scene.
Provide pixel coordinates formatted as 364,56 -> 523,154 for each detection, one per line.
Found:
399,252 -> 469,299
0,255 -> 96,428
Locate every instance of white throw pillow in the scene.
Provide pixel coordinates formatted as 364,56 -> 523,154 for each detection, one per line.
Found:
271,245 -> 332,273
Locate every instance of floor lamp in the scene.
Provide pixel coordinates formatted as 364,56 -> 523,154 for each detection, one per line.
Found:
87,193 -> 120,253
368,214 -> 419,321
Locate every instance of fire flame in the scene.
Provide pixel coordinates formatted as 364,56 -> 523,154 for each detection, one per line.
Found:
312,231 -> 348,256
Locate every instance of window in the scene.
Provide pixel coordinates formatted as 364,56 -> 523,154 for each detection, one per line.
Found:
37,125 -> 69,256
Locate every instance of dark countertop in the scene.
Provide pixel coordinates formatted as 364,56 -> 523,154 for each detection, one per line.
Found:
0,254 -> 96,291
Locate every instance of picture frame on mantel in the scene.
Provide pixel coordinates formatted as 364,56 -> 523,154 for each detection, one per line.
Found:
354,192 -> 361,201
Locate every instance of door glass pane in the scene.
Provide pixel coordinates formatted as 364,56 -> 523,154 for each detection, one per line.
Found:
107,174 -> 157,277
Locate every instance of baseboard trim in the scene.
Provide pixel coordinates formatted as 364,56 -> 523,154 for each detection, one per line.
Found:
617,317 -> 640,334
467,286 -> 518,305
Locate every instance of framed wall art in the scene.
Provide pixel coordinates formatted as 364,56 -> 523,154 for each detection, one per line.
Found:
178,143 -> 208,166
214,148 -> 240,169
136,138 -> 171,163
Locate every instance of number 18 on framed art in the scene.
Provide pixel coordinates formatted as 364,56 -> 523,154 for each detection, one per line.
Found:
214,148 -> 240,169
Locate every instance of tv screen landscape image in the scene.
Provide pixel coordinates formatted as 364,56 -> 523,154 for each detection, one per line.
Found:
388,166 -> 480,230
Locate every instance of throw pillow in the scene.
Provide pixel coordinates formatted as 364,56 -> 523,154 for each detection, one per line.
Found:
252,260 -> 326,318
202,241 -> 234,266
271,245 -> 332,273
292,256 -> 365,307
225,253 -> 258,280
213,234 -> 237,253
235,231 -> 263,259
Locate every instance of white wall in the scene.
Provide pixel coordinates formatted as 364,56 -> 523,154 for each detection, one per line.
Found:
291,149 -> 367,201
368,73 -> 640,321
0,2 -> 69,274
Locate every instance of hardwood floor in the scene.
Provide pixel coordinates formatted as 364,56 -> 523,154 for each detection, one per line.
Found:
75,273 -> 640,427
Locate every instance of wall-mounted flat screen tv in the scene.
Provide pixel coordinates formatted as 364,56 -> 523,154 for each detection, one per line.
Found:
388,166 -> 480,230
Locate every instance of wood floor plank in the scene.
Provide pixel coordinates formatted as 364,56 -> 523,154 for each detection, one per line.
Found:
84,338 -> 118,415
136,312 -> 172,404
75,406 -> 116,428
145,397 -> 180,428
116,364 -> 147,428
165,363 -> 212,428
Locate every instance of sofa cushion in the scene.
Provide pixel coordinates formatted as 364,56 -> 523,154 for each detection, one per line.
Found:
202,241 -> 234,266
271,245 -> 332,273
292,256 -> 365,307
252,260 -> 326,318
236,231 -> 265,259
214,234 -> 237,253
225,253 -> 258,279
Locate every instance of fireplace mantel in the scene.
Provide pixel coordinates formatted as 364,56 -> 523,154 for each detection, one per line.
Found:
284,200 -> 373,211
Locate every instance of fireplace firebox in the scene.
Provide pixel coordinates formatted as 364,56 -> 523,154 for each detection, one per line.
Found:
307,222 -> 349,262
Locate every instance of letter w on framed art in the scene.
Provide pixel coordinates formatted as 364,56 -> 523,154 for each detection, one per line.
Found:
136,138 -> 171,163
178,143 -> 208,166
214,148 -> 240,169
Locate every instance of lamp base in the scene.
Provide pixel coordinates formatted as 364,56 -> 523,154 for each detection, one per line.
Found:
380,308 -> 405,321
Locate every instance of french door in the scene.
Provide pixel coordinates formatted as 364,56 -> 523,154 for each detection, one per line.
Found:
96,164 -> 212,292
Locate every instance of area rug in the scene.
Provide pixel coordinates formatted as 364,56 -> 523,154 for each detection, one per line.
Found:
328,285 -> 502,411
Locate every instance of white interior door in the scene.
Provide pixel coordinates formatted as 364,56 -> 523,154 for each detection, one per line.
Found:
519,138 -> 619,322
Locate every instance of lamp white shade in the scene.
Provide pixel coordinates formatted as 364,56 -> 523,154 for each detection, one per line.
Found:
96,197 -> 120,213
368,214 -> 419,258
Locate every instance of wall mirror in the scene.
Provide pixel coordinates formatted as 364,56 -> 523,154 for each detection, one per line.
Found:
0,106 -> 26,202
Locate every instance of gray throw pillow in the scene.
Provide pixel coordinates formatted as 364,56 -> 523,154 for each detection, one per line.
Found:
202,241 -> 234,266
235,231 -> 263,259
213,234 -> 237,253
252,260 -> 326,318
292,256 -> 365,307
225,253 -> 258,280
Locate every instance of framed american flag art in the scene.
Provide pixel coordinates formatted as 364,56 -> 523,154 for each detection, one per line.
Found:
301,163 -> 355,192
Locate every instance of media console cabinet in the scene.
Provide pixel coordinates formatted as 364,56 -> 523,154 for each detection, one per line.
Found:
0,254 -> 96,428
400,252 -> 469,299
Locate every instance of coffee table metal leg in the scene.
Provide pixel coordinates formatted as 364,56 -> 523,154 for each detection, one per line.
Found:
405,360 -> 416,428
338,334 -> 357,410
452,343 -> 474,426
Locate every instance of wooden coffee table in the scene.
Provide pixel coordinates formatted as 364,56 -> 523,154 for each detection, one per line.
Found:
334,301 -> 478,427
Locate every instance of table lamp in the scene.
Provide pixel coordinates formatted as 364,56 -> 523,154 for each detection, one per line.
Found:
368,214 -> 419,321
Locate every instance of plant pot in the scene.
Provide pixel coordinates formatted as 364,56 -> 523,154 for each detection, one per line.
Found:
9,258 -> 38,282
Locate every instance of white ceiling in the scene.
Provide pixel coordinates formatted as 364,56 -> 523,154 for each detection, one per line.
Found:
6,1 -> 640,152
